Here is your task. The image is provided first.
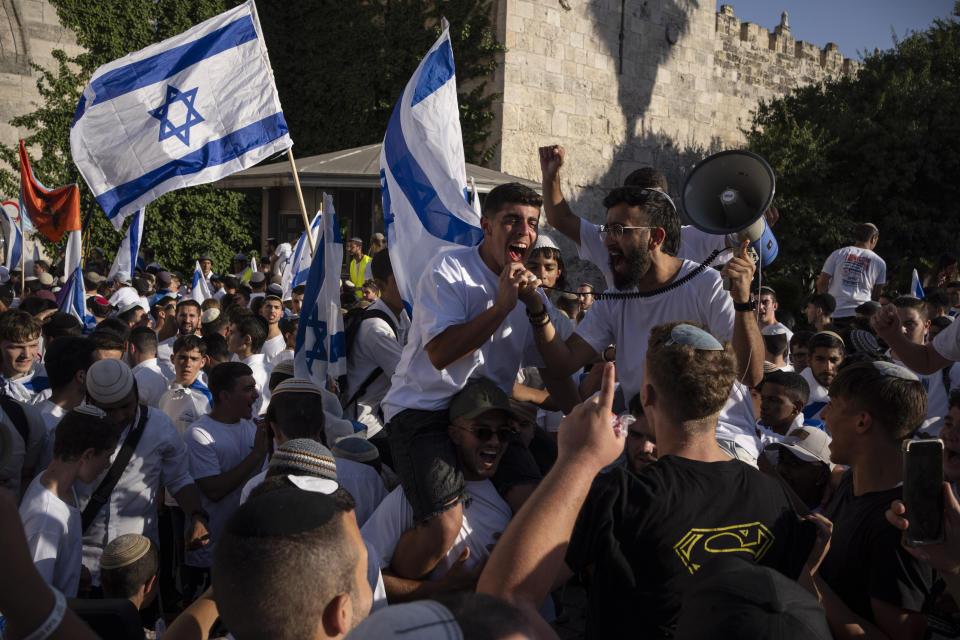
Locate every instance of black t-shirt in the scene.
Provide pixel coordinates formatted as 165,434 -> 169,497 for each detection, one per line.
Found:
819,471 -> 934,622
565,456 -> 813,639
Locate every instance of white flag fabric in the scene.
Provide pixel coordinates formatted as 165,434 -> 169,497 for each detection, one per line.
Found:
0,202 -> 22,270
57,231 -> 96,331
379,19 -> 482,312
70,0 -> 291,230
281,208 -> 322,299
107,208 -> 145,281
191,260 -> 214,303
295,193 -> 346,388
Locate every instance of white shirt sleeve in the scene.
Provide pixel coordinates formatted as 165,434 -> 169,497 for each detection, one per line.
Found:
359,487 -> 414,570
184,425 -> 222,482
933,317 -> 960,362
413,258 -> 472,345
572,299 -> 614,356
821,250 -> 839,276
21,508 -> 63,586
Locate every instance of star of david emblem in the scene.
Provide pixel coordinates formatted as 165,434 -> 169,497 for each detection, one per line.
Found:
148,85 -> 205,146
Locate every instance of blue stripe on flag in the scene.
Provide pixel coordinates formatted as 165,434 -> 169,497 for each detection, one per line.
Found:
98,112 -> 288,220
85,15 -> 258,109
411,40 -> 455,107
383,104 -> 483,246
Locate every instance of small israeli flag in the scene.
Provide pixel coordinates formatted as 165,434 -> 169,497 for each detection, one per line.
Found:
0,202 -> 22,270
281,208 -> 322,299
107,208 -> 145,281
379,18 -> 482,312
58,231 -> 97,331
911,269 -> 925,299
70,0 -> 291,230
294,193 -> 346,389
191,260 -> 214,303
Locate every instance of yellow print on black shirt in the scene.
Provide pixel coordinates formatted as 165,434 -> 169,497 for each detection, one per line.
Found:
673,522 -> 774,574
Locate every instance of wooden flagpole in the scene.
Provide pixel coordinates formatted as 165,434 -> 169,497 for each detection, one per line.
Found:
287,149 -> 316,253
19,220 -> 24,301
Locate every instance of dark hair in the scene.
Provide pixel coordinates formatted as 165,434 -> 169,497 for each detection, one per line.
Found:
231,315 -> 268,352
853,222 -> 879,244
129,326 -> 158,356
279,316 -> 299,337
42,312 -> 83,340
893,295 -> 928,322
87,331 -> 126,355
265,392 -> 326,442
173,334 -> 207,356
602,186 -> 679,256
17,296 -> 58,317
762,333 -> 788,358
223,276 -> 239,290
250,296 -> 265,316
292,284 -> 305,296
370,248 -> 393,282
758,286 -> 777,302
790,330 -> 814,350
807,293 -> 836,315
932,316 -> 953,332
201,313 -> 228,337
761,370 -> 810,406
203,333 -> 230,363
87,296 -> 112,319
808,332 -> 845,355
527,246 -> 567,291
176,299 -> 201,314
44,337 -> 97,391
829,361 -> 927,440
93,318 -> 131,342
950,388 -> 960,411
213,490 -> 359,640
623,166 -> 668,191
100,539 -> 159,600
53,409 -> 119,460
0,309 -> 41,342
924,289 -> 949,312
209,362 -> 254,404
117,305 -> 144,325
481,183 -> 542,219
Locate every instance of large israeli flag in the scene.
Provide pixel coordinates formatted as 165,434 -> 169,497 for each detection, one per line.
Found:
107,208 -> 145,281
70,0 -> 291,230
0,201 -> 22,270
58,231 -> 96,331
281,208 -> 321,299
294,193 -> 346,388
379,19 -> 483,311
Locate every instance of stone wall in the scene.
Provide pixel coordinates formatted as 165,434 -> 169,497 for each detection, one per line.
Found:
0,0 -> 81,155
492,0 -> 859,238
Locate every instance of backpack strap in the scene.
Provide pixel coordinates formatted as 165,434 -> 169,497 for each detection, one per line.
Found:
81,406 -> 150,533
0,394 -> 30,447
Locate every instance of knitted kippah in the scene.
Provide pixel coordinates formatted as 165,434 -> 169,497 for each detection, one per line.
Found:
100,534 -> 151,570
86,359 -> 134,404
271,359 -> 295,377
272,377 -> 323,397
269,438 -> 338,481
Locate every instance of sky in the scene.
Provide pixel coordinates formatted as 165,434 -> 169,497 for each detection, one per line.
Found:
717,0 -> 956,59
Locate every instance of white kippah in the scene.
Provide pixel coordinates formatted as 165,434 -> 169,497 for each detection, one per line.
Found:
86,358 -> 135,404
272,377 -> 323,397
201,308 -> 220,323
272,359 -> 295,377
73,403 -> 107,419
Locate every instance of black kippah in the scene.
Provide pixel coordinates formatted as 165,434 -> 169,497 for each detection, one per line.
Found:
225,487 -> 336,538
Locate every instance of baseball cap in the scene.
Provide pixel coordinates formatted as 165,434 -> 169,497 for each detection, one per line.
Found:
449,378 -> 514,422
774,426 -> 834,470
674,555 -> 830,640
86,358 -> 135,405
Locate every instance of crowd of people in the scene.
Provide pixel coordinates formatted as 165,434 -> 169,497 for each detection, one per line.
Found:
3,143 -> 960,640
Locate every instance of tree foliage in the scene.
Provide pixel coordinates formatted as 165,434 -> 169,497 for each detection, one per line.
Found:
0,0 -> 503,274
746,3 -> 960,293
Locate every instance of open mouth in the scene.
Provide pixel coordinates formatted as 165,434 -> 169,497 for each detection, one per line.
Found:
508,244 -> 527,262
478,447 -> 500,467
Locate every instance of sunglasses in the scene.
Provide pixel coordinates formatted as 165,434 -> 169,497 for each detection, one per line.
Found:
598,223 -> 658,240
456,424 -> 518,442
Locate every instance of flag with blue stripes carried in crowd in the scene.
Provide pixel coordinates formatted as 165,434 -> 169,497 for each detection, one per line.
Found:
191,260 -> 214,303
294,193 -> 346,389
379,18 -> 483,313
70,0 -> 292,231
57,231 -> 97,331
0,202 -> 22,272
107,208 -> 145,282
281,208 -> 321,299
911,268 -> 925,299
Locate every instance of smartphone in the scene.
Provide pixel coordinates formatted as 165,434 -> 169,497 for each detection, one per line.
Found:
902,438 -> 944,547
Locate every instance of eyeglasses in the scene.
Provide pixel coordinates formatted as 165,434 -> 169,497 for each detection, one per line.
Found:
455,424 -> 518,442
598,224 -> 658,240
663,324 -> 724,351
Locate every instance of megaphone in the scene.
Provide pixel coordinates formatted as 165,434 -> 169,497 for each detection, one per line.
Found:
682,150 -> 778,267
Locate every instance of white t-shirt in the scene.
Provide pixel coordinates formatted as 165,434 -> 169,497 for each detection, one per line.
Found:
800,367 -> 830,423
132,359 -> 171,409
261,334 -> 286,364
343,298 -> 410,438
36,400 -> 68,470
272,243 -> 292,275
361,479 -> 511,579
381,246 -> 558,422
577,218 -> 730,289
240,353 -> 271,417
19,475 -> 82,597
156,335 -> 177,372
160,382 -> 213,436
184,415 -> 261,568
821,246 -> 886,317
890,357 -> 949,435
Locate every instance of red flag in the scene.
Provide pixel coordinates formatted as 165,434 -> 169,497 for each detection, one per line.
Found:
18,140 -> 81,243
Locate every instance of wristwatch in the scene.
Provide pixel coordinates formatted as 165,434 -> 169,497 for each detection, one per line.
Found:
733,298 -> 757,312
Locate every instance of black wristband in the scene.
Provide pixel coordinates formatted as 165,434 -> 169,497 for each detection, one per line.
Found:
733,299 -> 757,312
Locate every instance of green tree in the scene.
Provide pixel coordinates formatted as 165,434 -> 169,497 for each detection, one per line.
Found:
0,0 -> 259,276
746,2 -> 960,293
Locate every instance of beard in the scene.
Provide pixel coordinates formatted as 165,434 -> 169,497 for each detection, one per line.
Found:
611,244 -> 652,290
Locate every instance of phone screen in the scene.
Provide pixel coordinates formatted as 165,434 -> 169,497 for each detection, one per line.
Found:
903,439 -> 944,547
